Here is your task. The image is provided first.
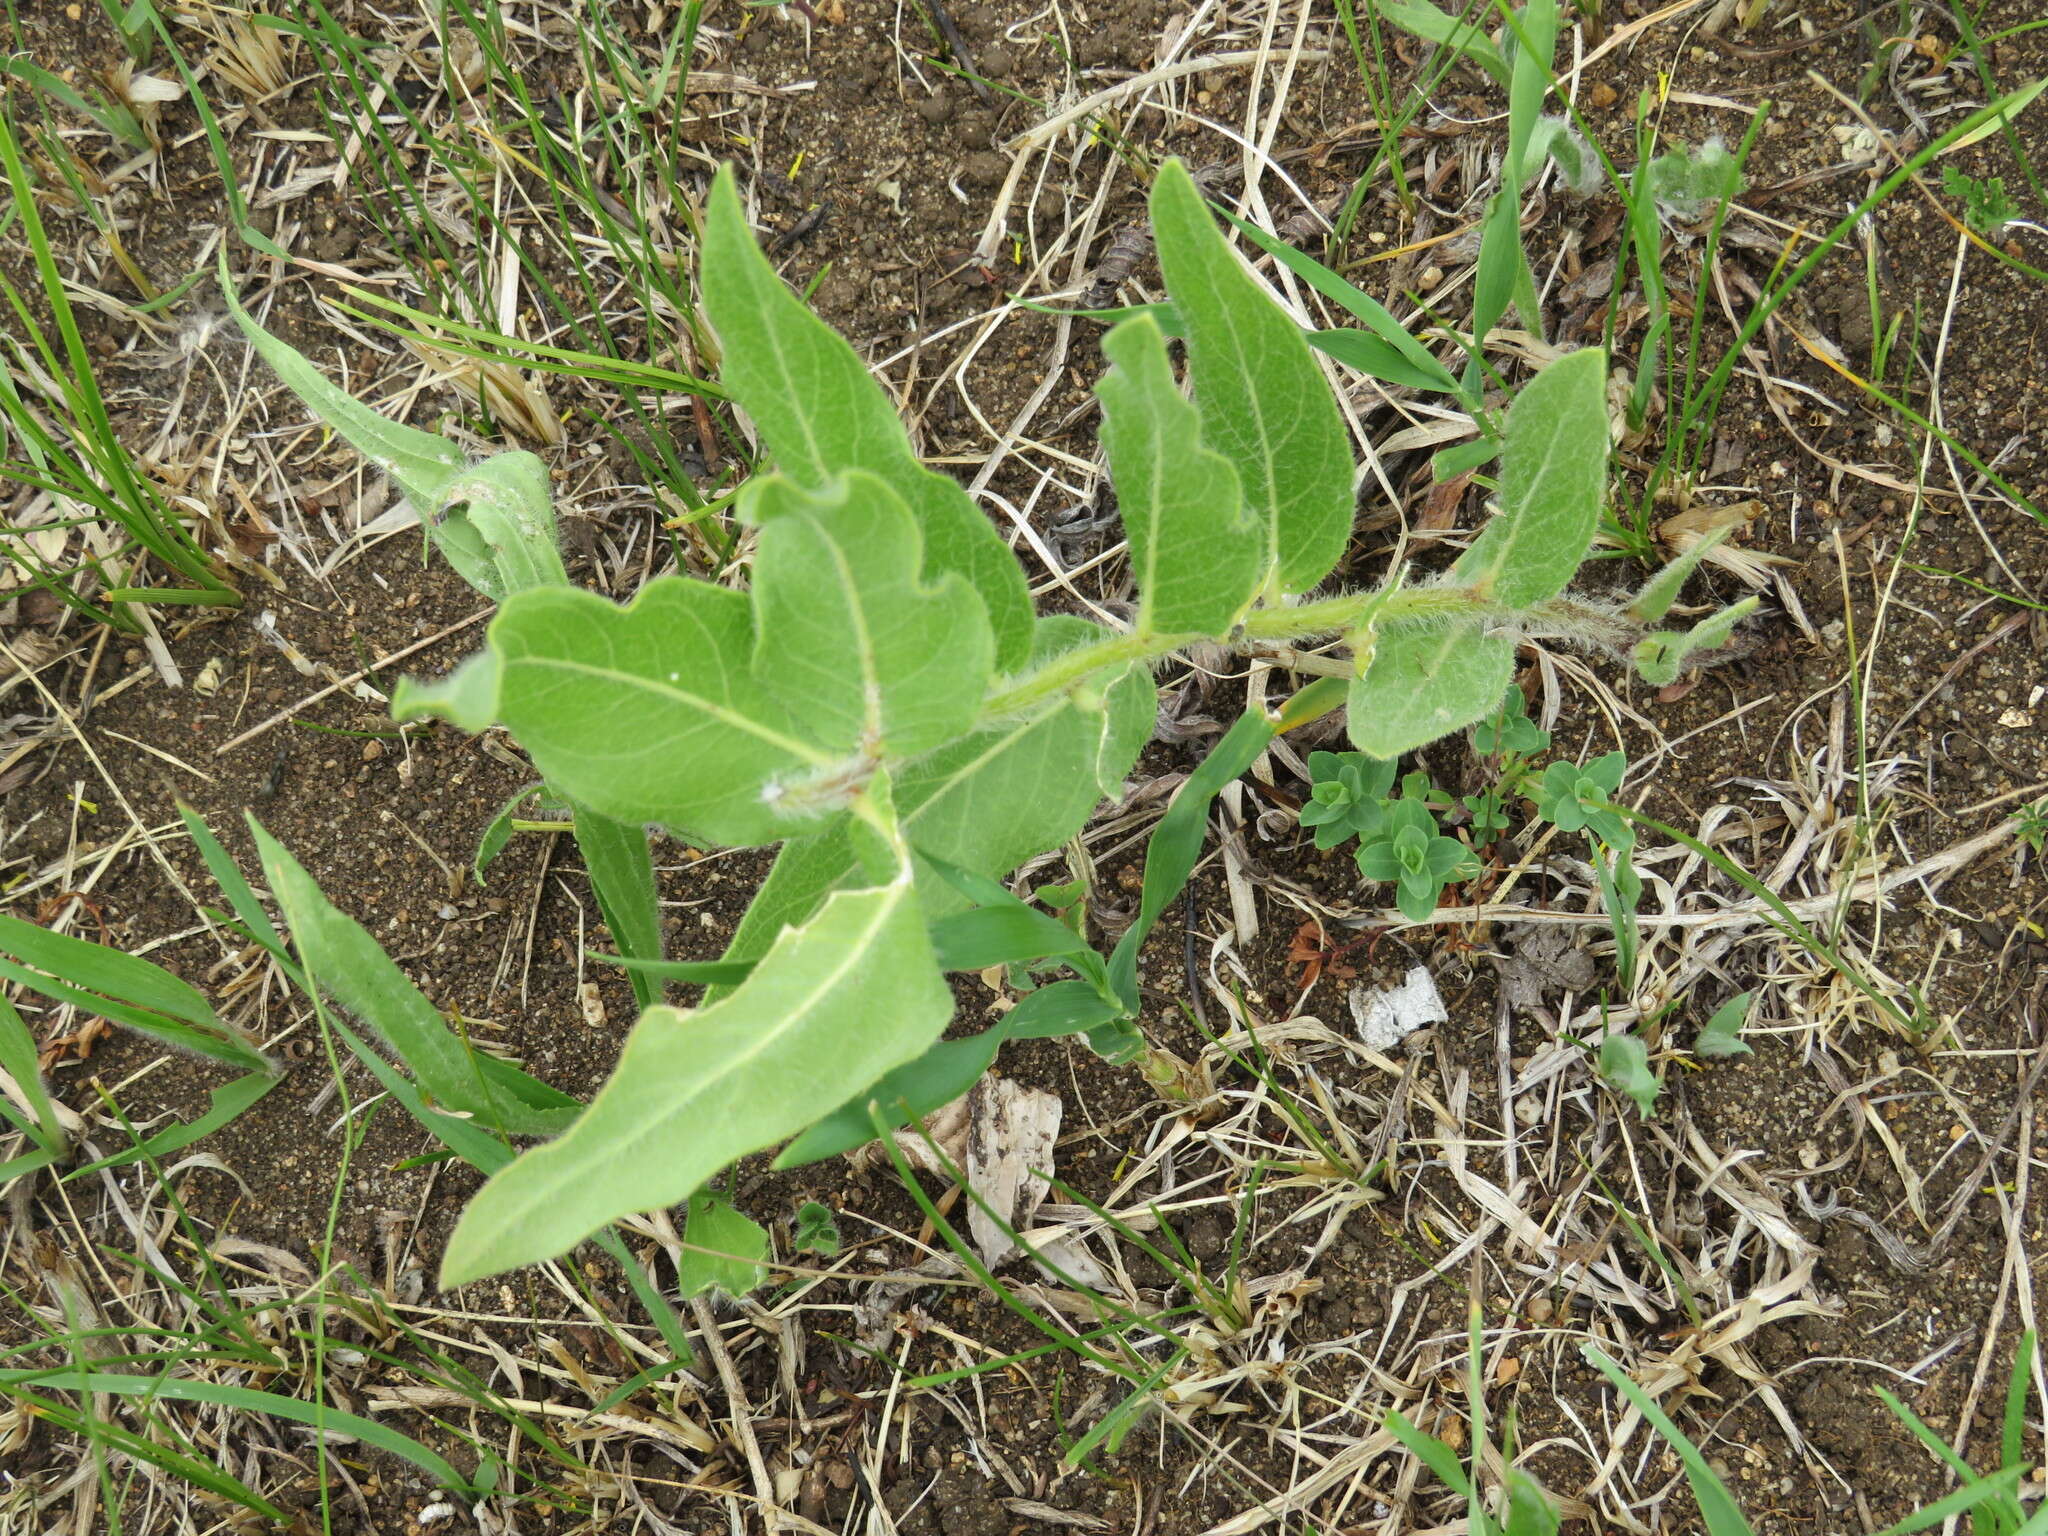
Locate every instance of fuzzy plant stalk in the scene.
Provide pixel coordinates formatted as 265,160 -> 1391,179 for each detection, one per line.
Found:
230,158 -> 1753,1286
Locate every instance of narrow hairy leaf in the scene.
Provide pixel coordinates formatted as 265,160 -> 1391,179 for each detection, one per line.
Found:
253,821 -> 580,1139
1384,1411 -> 1474,1497
1467,184 -> 1531,377
401,579 -> 828,848
778,977 -> 1123,1168
0,994 -> 64,1152
0,917 -> 271,1076
929,903 -> 1093,972
1628,524 -> 1735,622
0,1372 -> 479,1498
231,264 -> 565,603
441,849 -> 951,1282
1506,0 -> 1560,182
0,912 -> 222,1028
1633,597 -> 1759,687
1149,158 -> 1356,593
1451,348 -> 1609,605
1096,314 -> 1264,637
62,1071 -> 279,1181
221,254 -> 464,514
701,165 -> 1031,669
677,1190 -> 769,1298
1347,619 -> 1516,758
993,980 -> 1125,1038
1310,329 -> 1460,394
745,472 -> 993,756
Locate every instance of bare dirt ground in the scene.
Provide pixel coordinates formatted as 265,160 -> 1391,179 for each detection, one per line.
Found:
1,0 -> 2044,1532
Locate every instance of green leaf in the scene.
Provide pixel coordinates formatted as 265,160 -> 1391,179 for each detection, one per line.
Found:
401,579 -> 829,848
1347,619 -> 1517,758
441,844 -> 952,1283
1451,348 -> 1609,606
898,616 -> 1154,880
1310,328 -> 1461,394
0,1371 -> 480,1500
1695,991 -> 1753,1059
1467,188 -> 1530,377
1868,1468 -> 2027,1536
1212,206 -> 1461,397
473,782 -> 545,884
777,978 -> 1124,1169
677,1190 -> 768,1298
993,979 -> 1124,1038
61,1071 -> 280,1180
1598,1031 -> 1659,1117
1505,0 -> 1560,183
0,993 -> 64,1153
701,165 -> 1032,670
929,903 -> 1094,972
773,1032 -> 998,1169
1149,158 -> 1356,593
1108,703 -> 1280,1009
1385,1410 -> 1474,1498
1633,597 -> 1759,687
745,471 -> 993,757
1432,437 -> 1502,481
0,912 -> 222,1032
220,252 -> 465,516
226,261 -> 567,603
1366,0 -> 1509,87
253,821 -> 580,1139
1096,314 -> 1264,637
1505,1469 -> 1561,1536
1943,166 -> 2020,236
573,805 -> 664,1013
0,915 -> 273,1076
1581,1347 -> 1756,1536
392,647 -> 502,734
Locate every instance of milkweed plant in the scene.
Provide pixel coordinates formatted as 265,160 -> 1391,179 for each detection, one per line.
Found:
222,158 -> 1754,1285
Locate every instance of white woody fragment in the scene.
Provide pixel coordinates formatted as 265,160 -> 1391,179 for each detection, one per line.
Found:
1349,965 -> 1447,1051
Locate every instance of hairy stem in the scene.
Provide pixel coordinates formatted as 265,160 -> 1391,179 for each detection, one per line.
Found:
980,583 -> 1493,719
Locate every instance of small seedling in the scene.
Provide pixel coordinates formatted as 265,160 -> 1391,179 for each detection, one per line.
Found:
1300,750 -> 1398,848
2011,798 -> 2047,858
1694,991 -> 1754,1059
1942,167 -> 2022,236
791,1201 -> 842,1257
1532,751 -> 1629,844
1356,777 -> 1481,922
1597,1029 -> 1660,1116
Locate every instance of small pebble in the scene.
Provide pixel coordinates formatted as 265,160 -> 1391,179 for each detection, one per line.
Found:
362,739 -> 384,762
916,94 -> 953,125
